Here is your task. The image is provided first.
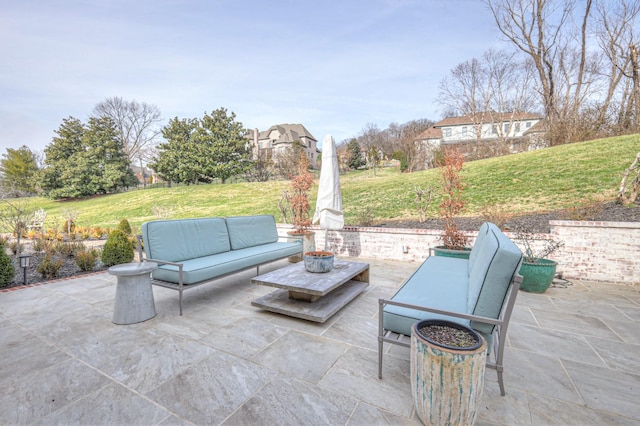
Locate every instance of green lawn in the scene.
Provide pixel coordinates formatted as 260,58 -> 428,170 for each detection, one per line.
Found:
7,134 -> 640,233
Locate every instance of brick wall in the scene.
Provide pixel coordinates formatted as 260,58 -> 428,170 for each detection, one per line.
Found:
278,220 -> 640,286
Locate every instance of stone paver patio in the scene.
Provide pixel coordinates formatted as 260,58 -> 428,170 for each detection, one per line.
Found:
0,258 -> 638,425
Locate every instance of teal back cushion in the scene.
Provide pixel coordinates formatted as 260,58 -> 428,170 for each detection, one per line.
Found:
468,222 -> 490,275
226,215 -> 279,250
142,218 -> 230,262
469,224 -> 522,333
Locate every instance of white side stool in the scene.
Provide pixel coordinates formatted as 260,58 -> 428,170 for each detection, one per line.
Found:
109,262 -> 158,325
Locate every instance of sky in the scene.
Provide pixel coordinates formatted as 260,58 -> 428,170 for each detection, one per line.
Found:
0,0 -> 510,154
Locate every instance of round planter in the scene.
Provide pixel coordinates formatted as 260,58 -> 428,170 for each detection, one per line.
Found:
519,258 -> 557,293
287,231 -> 316,262
411,320 -> 487,426
303,251 -> 334,273
432,246 -> 472,259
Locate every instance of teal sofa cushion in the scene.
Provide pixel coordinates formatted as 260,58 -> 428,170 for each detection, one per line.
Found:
143,218 -> 230,262
152,241 -> 302,284
226,215 -> 279,250
470,225 -> 522,335
466,223 -> 500,313
383,256 -> 470,336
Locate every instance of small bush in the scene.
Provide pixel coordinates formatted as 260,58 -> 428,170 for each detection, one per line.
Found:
91,227 -> 104,239
7,241 -> 23,255
564,202 -> 604,221
32,237 -> 53,253
101,230 -> 134,266
118,219 -> 132,235
480,203 -> 512,229
0,243 -> 15,287
36,254 -> 63,279
356,208 -> 374,227
54,241 -> 86,257
76,248 -> 99,272
77,226 -> 91,240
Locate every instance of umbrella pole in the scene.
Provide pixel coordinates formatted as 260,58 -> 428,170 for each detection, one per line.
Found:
324,228 -> 328,251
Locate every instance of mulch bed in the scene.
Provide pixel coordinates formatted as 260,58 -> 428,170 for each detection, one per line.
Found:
374,201 -> 640,233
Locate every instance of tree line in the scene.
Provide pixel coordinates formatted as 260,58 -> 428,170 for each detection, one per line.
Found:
0,100 -> 254,199
2,0 -> 639,199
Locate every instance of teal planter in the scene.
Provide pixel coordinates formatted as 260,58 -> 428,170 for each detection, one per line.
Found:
519,258 -> 557,293
304,251 -> 334,273
433,246 -> 472,259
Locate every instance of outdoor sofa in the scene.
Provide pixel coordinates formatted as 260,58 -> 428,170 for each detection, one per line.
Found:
137,215 -> 302,315
378,222 -> 523,395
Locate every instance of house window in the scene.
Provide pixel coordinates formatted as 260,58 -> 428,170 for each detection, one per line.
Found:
526,121 -> 532,128
443,128 -> 452,137
515,122 -> 521,132
492,125 -> 497,134
461,126 -> 467,136
503,123 -> 510,133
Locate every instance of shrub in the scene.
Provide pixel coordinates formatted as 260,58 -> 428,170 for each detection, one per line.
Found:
480,203 -> 512,229
118,219 -> 132,235
7,241 -> 23,255
91,227 -> 105,239
36,254 -> 63,279
0,243 -> 15,287
101,230 -> 134,266
76,248 -> 99,272
356,207 -> 374,227
438,148 -> 469,249
54,241 -> 85,257
32,237 -> 53,253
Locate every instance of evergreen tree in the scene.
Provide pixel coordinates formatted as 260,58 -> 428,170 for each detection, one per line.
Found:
346,139 -> 364,170
0,145 -> 39,194
151,108 -> 252,184
40,116 -> 137,199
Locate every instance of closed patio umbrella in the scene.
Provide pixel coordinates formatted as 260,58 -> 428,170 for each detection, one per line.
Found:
312,134 -> 343,250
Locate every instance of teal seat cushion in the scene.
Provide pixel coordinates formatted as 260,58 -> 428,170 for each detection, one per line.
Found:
143,218 -> 230,262
226,215 -> 279,250
152,242 -> 301,284
383,256 -> 470,336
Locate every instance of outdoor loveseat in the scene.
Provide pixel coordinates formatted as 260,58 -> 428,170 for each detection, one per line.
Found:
137,215 -> 302,315
378,222 -> 523,395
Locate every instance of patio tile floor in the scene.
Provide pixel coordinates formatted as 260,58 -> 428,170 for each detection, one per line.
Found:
0,257 -> 638,425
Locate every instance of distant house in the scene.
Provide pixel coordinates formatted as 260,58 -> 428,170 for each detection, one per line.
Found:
414,112 -> 546,166
434,112 -> 543,144
131,165 -> 159,185
252,124 -> 319,168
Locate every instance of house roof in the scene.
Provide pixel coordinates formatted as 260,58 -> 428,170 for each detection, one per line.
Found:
258,124 -> 317,143
523,119 -> 548,134
434,112 -> 542,127
414,126 -> 443,141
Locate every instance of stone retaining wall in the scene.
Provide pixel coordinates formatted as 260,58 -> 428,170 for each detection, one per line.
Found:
278,220 -> 640,286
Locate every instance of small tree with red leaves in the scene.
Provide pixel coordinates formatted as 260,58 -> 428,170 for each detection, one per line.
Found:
438,148 -> 469,249
289,153 -> 314,234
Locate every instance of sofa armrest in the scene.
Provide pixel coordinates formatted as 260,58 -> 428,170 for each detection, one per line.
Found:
140,257 -> 185,289
378,298 -> 504,328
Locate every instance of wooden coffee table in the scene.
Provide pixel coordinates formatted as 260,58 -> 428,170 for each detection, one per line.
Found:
251,259 -> 370,322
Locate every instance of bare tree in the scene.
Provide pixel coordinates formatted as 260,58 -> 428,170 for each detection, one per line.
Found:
92,97 -> 162,167
438,48 -> 538,155
486,0 -> 599,144
594,0 -> 640,133
439,56 -> 492,147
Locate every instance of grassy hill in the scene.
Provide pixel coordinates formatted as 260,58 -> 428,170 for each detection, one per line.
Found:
8,134 -> 640,233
